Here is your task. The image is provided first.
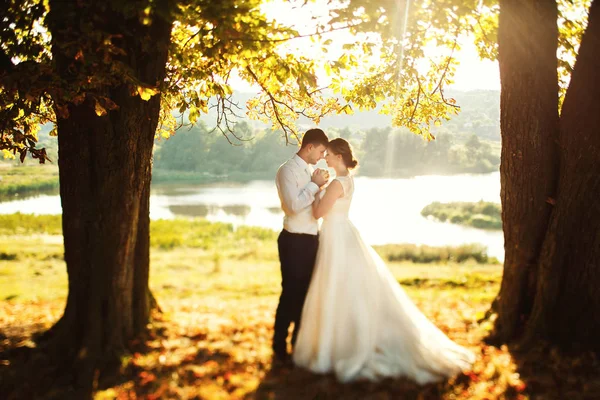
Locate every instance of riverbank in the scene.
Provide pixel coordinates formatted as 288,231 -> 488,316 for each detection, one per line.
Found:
0,173 -> 505,262
0,213 -> 500,264
0,165 -> 59,201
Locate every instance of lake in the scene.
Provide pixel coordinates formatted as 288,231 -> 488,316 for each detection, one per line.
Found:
0,172 -> 504,261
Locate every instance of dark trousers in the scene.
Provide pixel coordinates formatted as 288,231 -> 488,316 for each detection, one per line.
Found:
272,229 -> 319,357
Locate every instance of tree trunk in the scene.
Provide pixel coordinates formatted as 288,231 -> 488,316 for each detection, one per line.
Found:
46,1 -> 172,396
493,0 -> 560,343
524,0 -> 600,348
494,0 -> 600,349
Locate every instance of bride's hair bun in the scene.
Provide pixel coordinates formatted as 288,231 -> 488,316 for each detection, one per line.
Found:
328,138 -> 359,170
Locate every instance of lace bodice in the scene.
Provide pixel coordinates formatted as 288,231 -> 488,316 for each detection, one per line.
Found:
323,176 -> 354,221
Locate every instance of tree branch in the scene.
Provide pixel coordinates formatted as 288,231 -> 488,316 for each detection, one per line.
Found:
229,22 -> 364,43
180,21 -> 365,54
431,27 -> 460,97
408,74 -> 422,126
245,66 -> 299,144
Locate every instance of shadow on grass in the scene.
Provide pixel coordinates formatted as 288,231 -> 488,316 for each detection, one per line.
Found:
2,302 -> 600,400
506,343 -> 600,400
0,316 -> 456,400
0,339 -> 75,399
250,365 -> 446,400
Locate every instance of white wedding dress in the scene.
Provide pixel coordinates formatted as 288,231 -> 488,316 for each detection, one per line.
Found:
293,176 -> 475,384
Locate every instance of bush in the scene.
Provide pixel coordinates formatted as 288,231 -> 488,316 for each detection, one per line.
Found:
151,233 -> 184,250
481,203 -> 501,217
0,213 -> 62,235
421,201 -> 502,230
470,214 -> 500,230
0,251 -> 18,260
450,214 -> 465,223
372,243 -> 493,264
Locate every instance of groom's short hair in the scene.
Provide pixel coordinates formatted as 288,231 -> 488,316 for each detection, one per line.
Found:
300,128 -> 329,149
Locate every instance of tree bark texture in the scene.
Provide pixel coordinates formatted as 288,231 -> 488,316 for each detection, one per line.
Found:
46,0 -> 172,396
525,0 -> 600,348
494,0 -> 560,342
495,0 -> 600,349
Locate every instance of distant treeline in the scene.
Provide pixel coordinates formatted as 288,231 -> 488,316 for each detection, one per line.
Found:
4,88 -> 500,182
153,122 -> 500,182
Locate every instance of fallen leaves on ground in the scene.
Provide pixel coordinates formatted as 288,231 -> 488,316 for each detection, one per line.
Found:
2,294 -> 599,400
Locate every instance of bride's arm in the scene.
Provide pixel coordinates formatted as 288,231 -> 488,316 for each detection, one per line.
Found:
312,180 -> 343,219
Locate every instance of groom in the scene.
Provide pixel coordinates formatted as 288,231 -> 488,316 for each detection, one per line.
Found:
272,128 -> 329,364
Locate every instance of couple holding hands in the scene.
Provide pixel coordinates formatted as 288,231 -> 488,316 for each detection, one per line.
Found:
272,128 -> 475,384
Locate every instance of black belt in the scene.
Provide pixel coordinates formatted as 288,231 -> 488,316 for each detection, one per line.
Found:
282,229 -> 318,237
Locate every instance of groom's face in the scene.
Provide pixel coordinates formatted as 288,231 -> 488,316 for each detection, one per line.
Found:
307,144 -> 327,165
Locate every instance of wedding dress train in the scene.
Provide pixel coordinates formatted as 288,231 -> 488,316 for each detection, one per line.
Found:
293,176 -> 475,384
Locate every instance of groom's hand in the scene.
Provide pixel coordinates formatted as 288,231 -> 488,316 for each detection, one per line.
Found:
311,169 -> 327,187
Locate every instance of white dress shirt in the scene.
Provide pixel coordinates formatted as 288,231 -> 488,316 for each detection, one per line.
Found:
276,154 -> 320,235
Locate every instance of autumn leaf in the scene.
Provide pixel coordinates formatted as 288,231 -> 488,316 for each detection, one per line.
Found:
146,382 -> 169,400
137,86 -> 159,101
138,371 -> 156,386
94,100 -> 107,117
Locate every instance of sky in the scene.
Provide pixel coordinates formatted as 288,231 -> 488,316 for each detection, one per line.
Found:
231,0 -> 501,93
446,43 -> 500,91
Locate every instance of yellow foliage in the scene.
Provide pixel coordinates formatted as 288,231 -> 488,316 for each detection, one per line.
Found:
138,86 -> 159,101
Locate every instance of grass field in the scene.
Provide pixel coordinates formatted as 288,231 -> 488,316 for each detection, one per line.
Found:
1,218 -> 598,399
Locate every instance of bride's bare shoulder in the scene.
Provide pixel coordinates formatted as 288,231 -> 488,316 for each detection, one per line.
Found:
328,179 -> 344,190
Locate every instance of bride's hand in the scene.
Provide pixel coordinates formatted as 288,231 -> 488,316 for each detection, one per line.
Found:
312,169 -> 327,187
317,169 -> 331,189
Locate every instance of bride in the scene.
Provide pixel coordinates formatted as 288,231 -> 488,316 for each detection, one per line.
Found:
292,138 -> 476,384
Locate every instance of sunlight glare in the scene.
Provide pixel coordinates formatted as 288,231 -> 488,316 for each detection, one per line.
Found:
231,0 -> 500,93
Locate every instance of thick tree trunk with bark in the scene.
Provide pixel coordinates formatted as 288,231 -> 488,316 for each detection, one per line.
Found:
45,0 -> 172,396
493,0 -> 560,343
525,0 -> 600,348
494,0 -> 600,349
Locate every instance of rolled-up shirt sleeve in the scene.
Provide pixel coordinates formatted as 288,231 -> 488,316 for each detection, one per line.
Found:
277,166 -> 319,215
